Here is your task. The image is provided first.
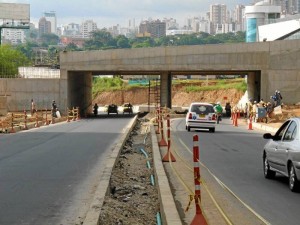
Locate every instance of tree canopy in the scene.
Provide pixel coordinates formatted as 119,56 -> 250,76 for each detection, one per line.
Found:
0,45 -> 30,77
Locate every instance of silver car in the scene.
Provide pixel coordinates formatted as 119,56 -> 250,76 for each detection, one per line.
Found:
185,102 -> 216,132
263,117 -> 300,192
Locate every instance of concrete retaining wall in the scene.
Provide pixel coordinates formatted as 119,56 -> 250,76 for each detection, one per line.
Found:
0,78 -> 66,113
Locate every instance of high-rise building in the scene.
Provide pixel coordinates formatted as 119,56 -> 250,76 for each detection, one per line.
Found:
38,17 -> 51,37
80,20 -> 98,38
63,23 -> 81,37
139,20 -> 166,38
210,4 -> 228,24
163,18 -> 179,30
44,11 -> 57,34
209,4 -> 228,34
234,4 -> 246,31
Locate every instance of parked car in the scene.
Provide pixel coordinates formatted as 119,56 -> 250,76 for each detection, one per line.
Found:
122,103 -> 133,114
107,104 -> 118,115
263,117 -> 300,192
185,102 -> 216,132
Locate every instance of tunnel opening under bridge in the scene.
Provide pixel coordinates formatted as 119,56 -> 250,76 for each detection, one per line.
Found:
66,70 -> 261,116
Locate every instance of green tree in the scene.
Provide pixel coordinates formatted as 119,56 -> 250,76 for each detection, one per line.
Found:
66,42 -> 79,51
40,33 -> 60,46
16,41 -> 39,60
83,30 -> 117,50
116,35 -> 131,48
0,45 -> 30,77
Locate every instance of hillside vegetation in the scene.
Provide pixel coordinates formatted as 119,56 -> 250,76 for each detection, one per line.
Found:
92,77 -> 247,106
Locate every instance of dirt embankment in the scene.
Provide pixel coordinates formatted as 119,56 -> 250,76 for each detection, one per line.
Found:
93,85 -> 244,107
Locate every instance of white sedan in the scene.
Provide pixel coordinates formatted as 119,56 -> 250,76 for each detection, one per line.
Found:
185,102 -> 216,132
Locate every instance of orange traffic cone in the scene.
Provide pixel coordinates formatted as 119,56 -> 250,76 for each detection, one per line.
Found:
248,116 -> 253,130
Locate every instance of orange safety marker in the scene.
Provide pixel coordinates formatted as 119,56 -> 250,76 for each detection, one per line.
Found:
51,111 -> 55,124
162,114 -> 176,162
35,112 -> 40,128
44,109 -> 49,125
159,111 -> 167,147
72,107 -> 76,121
234,113 -> 238,127
24,110 -> 28,130
66,108 -> 71,122
191,135 -> 208,225
10,113 -> 15,133
76,107 -> 81,120
248,116 -> 253,130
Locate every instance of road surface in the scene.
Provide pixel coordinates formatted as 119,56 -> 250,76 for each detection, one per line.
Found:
171,117 -> 300,225
0,117 -> 134,225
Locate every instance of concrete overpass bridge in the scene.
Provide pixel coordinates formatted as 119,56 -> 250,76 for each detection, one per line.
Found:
60,39 -> 300,114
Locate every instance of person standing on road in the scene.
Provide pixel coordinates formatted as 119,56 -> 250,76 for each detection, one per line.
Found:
252,101 -> 258,122
93,103 -> 99,116
31,99 -> 36,116
244,103 -> 248,119
52,100 -> 57,118
275,90 -> 282,106
214,102 -> 223,123
225,102 -> 231,117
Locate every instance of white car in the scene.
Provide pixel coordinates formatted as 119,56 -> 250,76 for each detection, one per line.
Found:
185,102 -> 216,132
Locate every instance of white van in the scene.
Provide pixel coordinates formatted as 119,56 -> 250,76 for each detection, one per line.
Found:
185,102 -> 216,132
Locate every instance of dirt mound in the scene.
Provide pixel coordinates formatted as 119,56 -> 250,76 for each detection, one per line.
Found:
93,87 -> 244,107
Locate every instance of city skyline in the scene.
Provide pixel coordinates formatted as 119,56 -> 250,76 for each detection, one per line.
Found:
1,0 -> 252,28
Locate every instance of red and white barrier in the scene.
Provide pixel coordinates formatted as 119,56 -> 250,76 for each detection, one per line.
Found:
191,135 -> 207,225
162,114 -> 176,162
159,108 -> 167,147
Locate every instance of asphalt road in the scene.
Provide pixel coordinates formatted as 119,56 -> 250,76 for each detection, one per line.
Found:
171,117 -> 300,225
0,116 -> 134,225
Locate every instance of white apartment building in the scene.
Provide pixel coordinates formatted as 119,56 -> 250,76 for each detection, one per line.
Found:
63,23 -> 81,37
2,29 -> 26,44
166,29 -> 194,36
199,19 -> 211,33
210,4 -> 228,34
234,4 -> 246,31
44,11 -> 57,34
80,20 -> 98,38
163,18 -> 179,30
210,4 -> 228,24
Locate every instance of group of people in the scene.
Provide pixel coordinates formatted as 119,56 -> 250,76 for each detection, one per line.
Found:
213,90 -> 283,124
243,90 -> 283,123
270,90 -> 283,107
29,99 -> 58,118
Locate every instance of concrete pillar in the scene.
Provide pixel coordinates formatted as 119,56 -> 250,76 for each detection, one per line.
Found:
160,72 -> 172,108
260,70 -> 268,104
67,71 -> 92,116
247,71 -> 260,102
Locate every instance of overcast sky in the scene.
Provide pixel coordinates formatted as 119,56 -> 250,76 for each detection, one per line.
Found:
1,0 -> 252,27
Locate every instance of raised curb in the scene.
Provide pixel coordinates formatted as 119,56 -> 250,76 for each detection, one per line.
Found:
252,122 -> 279,133
151,125 -> 182,225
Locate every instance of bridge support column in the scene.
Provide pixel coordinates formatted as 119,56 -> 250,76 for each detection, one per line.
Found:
160,72 -> 172,108
247,71 -> 261,102
68,71 -> 92,116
